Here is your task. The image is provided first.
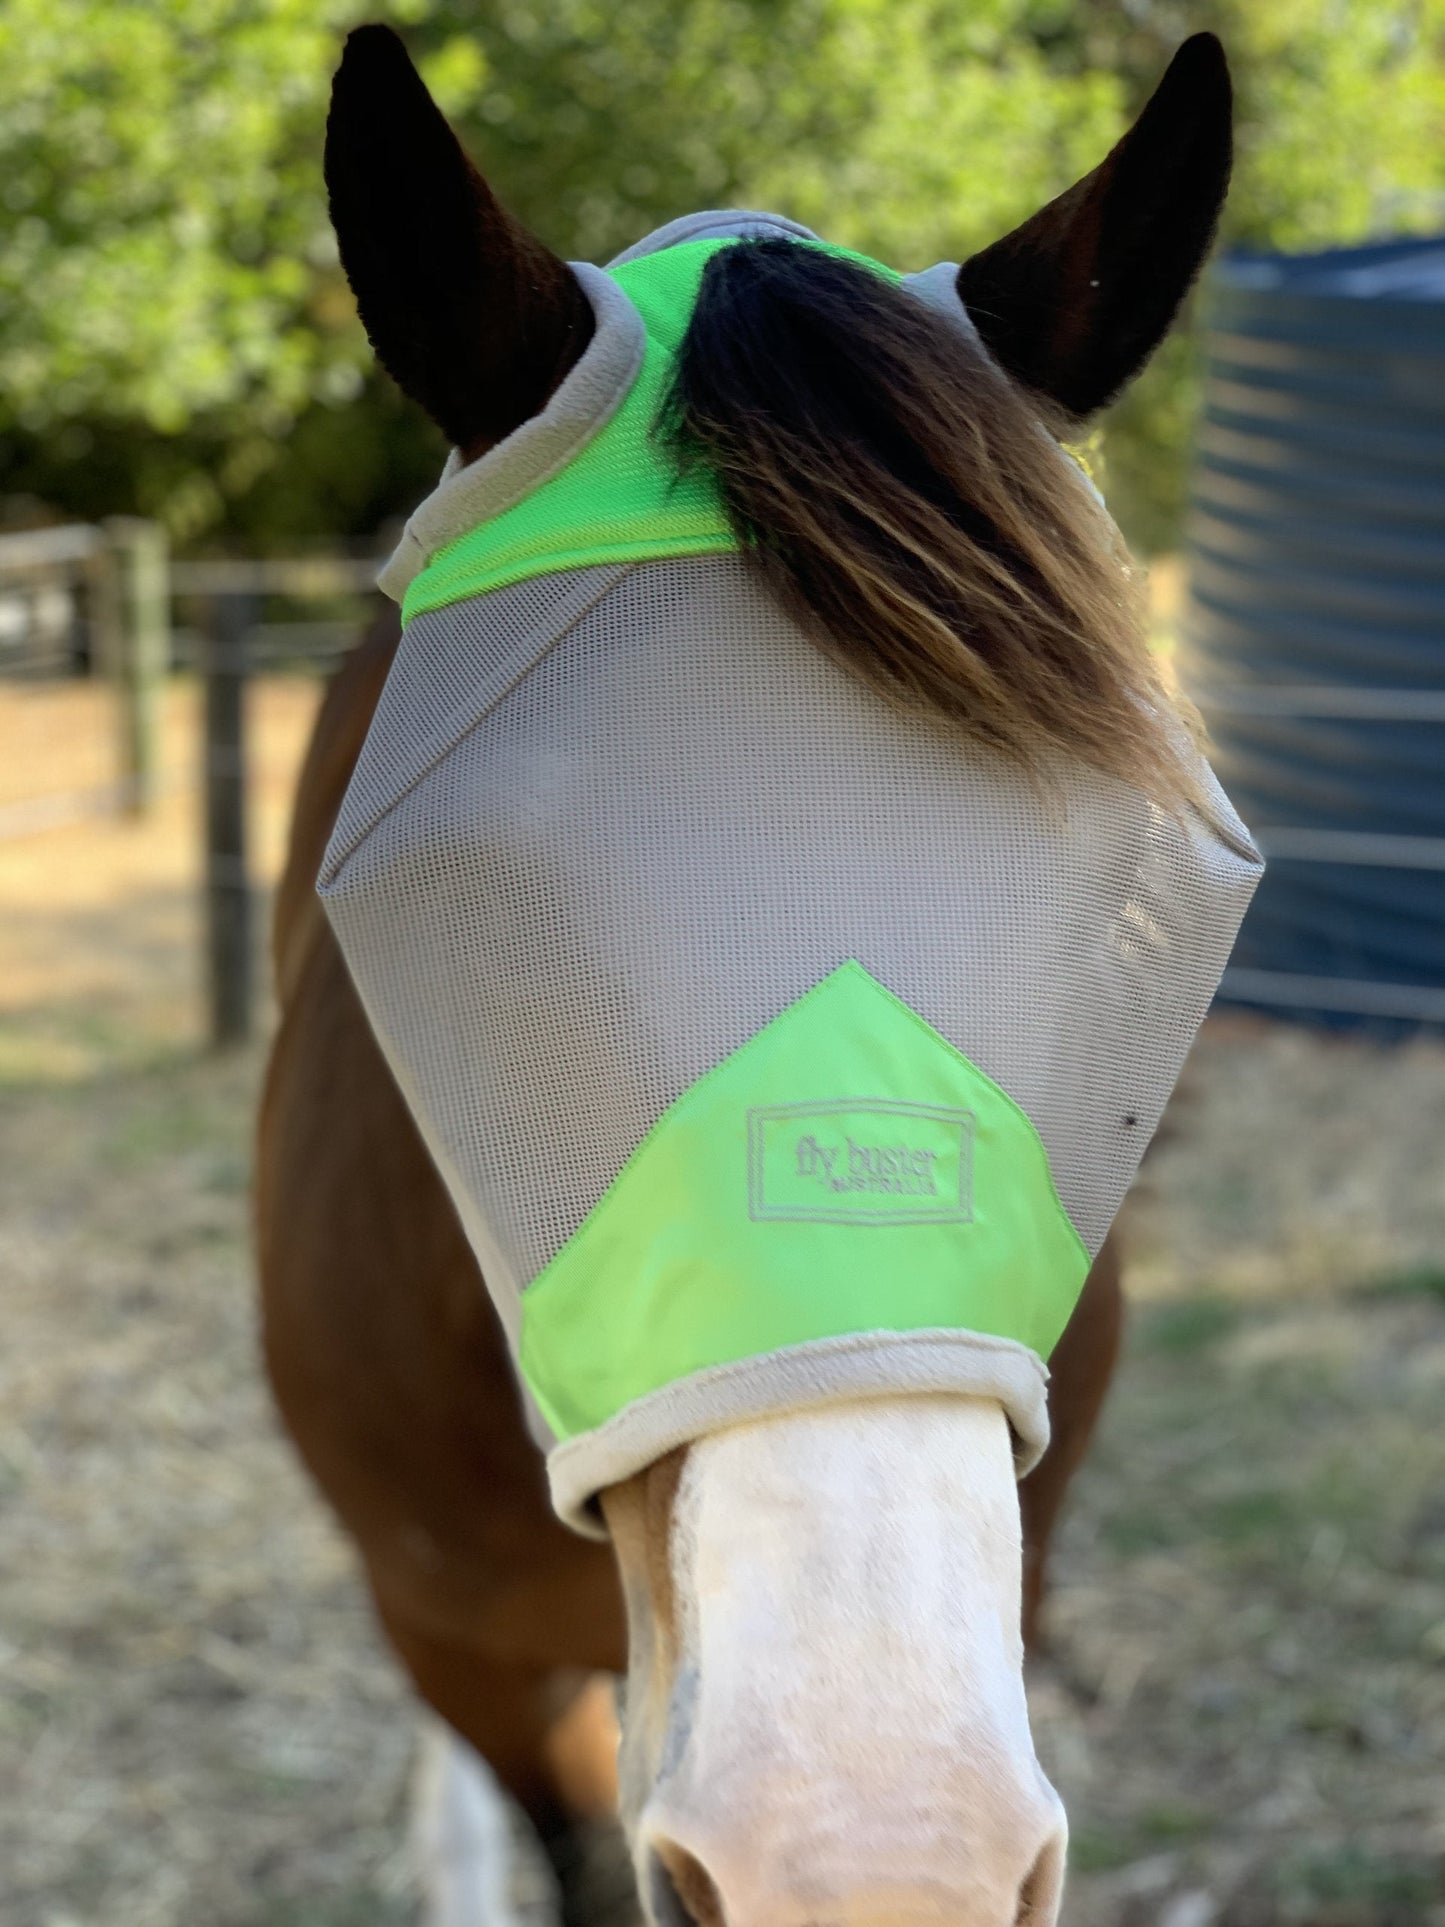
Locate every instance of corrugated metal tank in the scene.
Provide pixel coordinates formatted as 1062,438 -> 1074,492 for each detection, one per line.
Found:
1184,236 -> 1445,1029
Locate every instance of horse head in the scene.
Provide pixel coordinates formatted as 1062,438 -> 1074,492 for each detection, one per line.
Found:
318,29 -> 1241,1927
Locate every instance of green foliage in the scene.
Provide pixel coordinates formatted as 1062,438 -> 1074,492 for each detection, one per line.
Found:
1273,1843 -> 1441,1913
1071,0 -> 1445,548
2,0 -> 1443,549
0,0 -> 347,436
1365,1263 -> 1445,1304
0,0 -> 384,540
1137,1293 -> 1241,1357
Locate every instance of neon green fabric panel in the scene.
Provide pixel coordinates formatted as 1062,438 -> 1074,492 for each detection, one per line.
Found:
400,237 -> 903,626
519,960 -> 1088,1441
401,239 -> 736,625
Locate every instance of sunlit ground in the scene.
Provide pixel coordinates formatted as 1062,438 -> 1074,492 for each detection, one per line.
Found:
0,675 -> 320,1082
1,666 -> 1443,1926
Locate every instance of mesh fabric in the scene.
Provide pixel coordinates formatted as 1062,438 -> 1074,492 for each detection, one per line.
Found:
319,209 -> 1262,1516
323,554 -> 1259,1290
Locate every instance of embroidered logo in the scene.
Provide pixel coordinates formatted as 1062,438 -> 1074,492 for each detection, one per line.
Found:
747,1100 -> 974,1225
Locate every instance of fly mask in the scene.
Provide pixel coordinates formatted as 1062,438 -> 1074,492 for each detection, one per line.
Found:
317,211 -> 1263,1532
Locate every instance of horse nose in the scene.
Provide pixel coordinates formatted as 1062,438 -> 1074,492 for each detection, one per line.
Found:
641,1789 -> 1068,1927
646,1842 -> 726,1927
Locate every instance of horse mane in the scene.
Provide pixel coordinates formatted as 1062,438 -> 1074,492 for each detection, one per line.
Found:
664,239 -> 1206,813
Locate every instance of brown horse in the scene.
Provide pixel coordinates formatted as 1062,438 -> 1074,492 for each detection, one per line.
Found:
257,26 -> 1232,1927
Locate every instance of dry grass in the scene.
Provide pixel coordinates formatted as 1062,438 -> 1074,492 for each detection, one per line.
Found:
0,1049 -> 418,1927
0,674 -> 422,1927
2,675 -> 1443,1927
1040,1021 -> 1445,1927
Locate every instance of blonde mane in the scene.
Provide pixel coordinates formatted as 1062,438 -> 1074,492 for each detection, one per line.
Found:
666,238 -> 1207,815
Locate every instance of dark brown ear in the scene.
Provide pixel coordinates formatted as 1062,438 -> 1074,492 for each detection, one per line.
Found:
956,33 -> 1232,419
324,24 -> 593,451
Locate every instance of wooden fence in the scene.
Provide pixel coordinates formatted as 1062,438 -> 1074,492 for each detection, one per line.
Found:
173,553 -> 383,1046
1,522 -> 386,1046
0,518 -> 169,814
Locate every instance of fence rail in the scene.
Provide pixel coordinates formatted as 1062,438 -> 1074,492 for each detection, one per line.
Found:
0,517 -> 170,801
3,519 -> 389,1046
170,555 -> 384,597
187,558 -> 386,1046
0,523 -> 107,571
0,521 -> 107,680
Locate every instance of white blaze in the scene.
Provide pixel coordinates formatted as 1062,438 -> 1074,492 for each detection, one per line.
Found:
617,1397 -> 1066,1927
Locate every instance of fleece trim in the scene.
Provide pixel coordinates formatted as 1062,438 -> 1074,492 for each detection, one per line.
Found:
548,1328 -> 1052,1535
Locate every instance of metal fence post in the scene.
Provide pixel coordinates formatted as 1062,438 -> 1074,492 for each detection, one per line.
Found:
204,592 -> 254,1047
103,516 -> 170,815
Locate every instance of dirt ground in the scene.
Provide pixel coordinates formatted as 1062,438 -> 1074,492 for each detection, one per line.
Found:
2,676 -> 1443,1927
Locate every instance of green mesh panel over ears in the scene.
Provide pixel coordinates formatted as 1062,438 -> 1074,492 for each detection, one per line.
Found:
401,238 -> 901,625
519,961 -> 1088,1442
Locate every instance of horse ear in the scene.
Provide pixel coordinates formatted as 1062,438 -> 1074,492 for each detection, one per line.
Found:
955,33 -> 1232,419
324,25 -> 592,451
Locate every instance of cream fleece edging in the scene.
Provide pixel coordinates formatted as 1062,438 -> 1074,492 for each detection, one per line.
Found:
607,206 -> 821,266
545,1328 -> 1051,1536
374,214 -> 1100,614
901,259 -> 982,345
377,262 -> 647,605
377,213 -> 825,606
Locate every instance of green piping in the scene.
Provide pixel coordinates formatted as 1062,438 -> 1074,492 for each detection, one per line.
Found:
400,237 -> 901,626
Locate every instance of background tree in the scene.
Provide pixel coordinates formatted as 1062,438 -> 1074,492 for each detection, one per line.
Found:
2,0 -> 1442,553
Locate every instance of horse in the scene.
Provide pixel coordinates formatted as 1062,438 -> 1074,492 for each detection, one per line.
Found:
256,26 -> 1236,1927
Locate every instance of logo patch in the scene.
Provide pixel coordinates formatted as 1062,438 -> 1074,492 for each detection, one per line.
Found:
747,1100 -> 974,1225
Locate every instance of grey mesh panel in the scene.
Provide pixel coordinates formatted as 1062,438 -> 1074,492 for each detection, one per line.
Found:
321,555 -> 1261,1299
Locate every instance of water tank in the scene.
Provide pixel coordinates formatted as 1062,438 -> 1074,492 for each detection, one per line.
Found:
1184,235 -> 1445,1029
